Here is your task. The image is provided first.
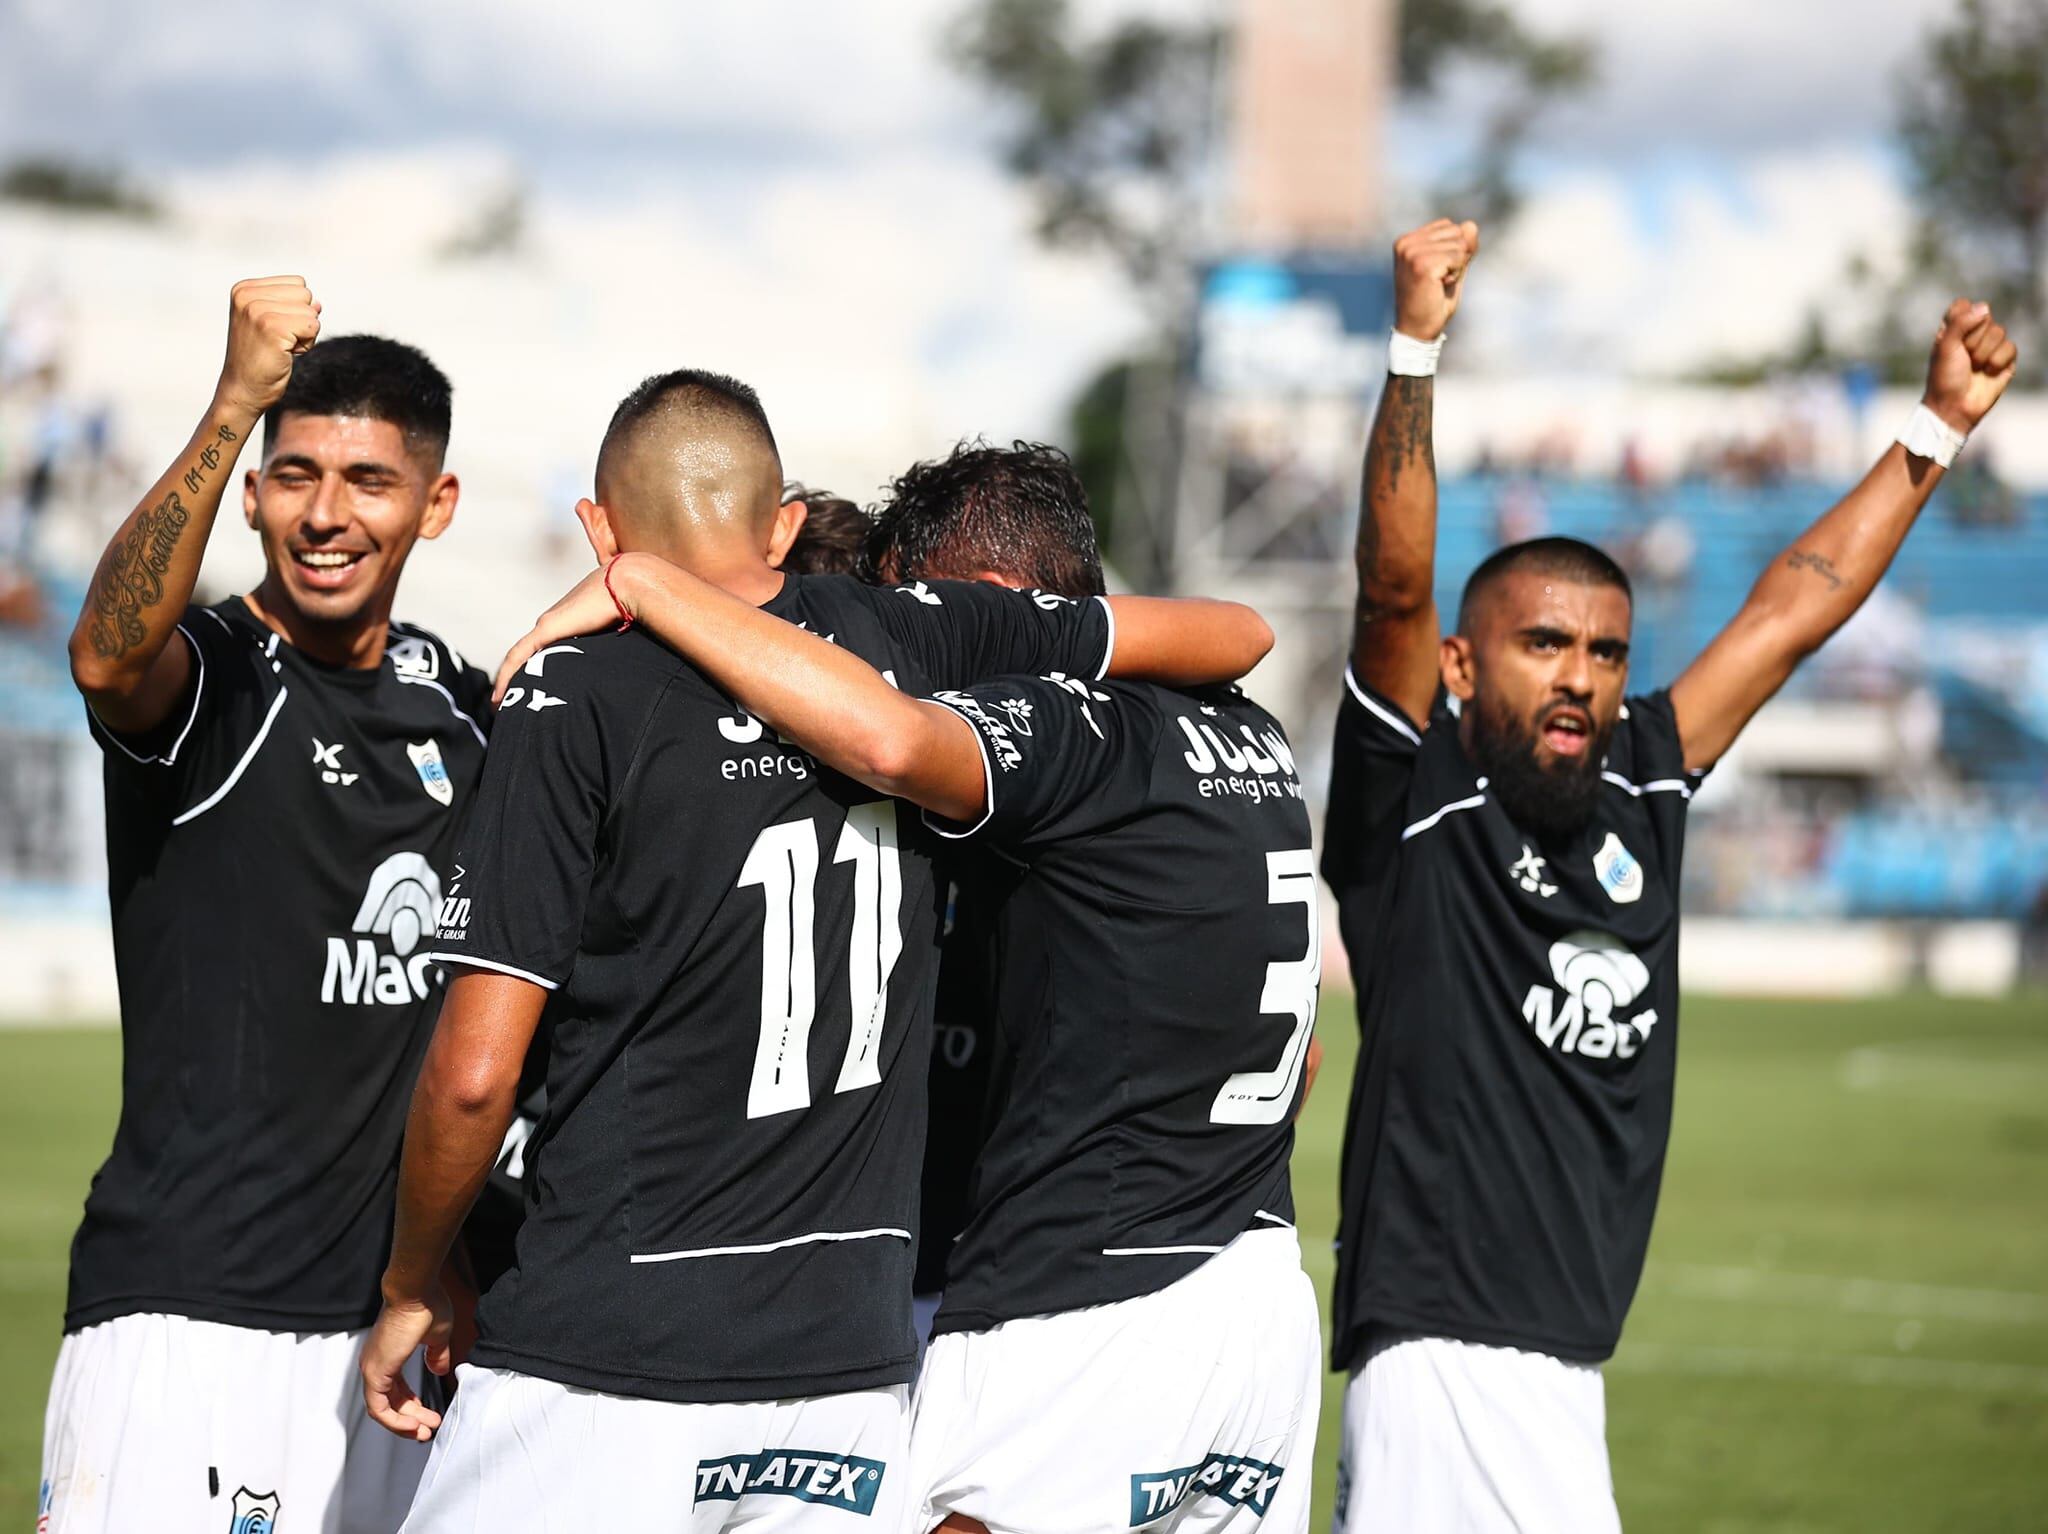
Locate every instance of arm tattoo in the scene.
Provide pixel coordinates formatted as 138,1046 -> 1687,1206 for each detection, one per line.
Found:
84,424 -> 235,661
1369,376 -> 1434,498
1785,550 -> 1844,591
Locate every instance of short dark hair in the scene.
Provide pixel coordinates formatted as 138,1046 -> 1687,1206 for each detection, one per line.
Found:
1457,536 -> 1633,631
264,334 -> 452,468
602,368 -> 779,468
862,439 -> 1105,598
781,485 -> 872,575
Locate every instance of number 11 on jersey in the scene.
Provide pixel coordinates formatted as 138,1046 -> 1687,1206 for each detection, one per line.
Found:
739,802 -> 906,1119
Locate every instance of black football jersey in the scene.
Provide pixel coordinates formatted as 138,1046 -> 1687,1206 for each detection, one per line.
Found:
427,574 -> 1111,1403
1323,669 -> 1704,1367
922,676 -> 1320,1336
69,598 -> 490,1333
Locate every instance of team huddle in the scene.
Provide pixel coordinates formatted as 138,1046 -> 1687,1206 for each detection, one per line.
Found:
39,221 -> 2018,1534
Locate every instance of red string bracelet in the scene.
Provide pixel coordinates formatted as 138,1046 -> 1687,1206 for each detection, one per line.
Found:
603,556 -> 634,632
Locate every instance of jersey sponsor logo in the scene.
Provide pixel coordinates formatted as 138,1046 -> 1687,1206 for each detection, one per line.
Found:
934,690 -> 1024,772
1128,1454 -> 1284,1526
718,705 -> 820,781
1175,711 -> 1302,803
1592,831 -> 1644,904
312,738 -> 359,787
991,696 -> 1036,735
406,739 -> 453,806
693,1451 -> 886,1515
227,1487 -> 280,1534
1510,843 -> 1558,897
388,634 -> 440,681
436,864 -> 472,943
321,851 -> 444,1006
1520,929 -> 1659,1061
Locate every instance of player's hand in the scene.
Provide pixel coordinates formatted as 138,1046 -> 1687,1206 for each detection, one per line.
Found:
1393,219 -> 1480,343
1923,298 -> 2019,435
214,277 -> 322,420
361,1287 -> 452,1441
493,557 -> 640,704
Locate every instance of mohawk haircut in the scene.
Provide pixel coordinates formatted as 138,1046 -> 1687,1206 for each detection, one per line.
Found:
1457,536 -> 1633,632
264,334 -> 453,468
861,439 -> 1105,599
599,368 -> 779,480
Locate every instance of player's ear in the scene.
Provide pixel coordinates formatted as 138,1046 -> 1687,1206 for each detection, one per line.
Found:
575,498 -> 619,565
1441,634 -> 1476,701
243,468 -> 260,530
416,473 -> 459,542
765,499 -> 807,570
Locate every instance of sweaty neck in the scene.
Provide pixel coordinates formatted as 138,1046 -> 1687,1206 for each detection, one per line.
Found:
635,535 -> 788,609
243,575 -> 393,670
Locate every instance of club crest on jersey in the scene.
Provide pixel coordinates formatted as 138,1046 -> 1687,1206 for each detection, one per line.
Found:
321,851 -> 444,1006
1519,929 -> 1658,1061
406,739 -> 454,806
1592,832 -> 1644,904
387,634 -> 440,681
693,1451 -> 885,1516
227,1488 -> 280,1534
1129,1455 -> 1283,1526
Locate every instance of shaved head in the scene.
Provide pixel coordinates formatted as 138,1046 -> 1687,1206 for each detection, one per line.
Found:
1457,536 -> 1631,634
595,370 -> 784,553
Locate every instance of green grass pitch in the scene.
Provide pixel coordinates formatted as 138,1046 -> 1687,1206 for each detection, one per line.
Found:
3,991 -> 2045,1529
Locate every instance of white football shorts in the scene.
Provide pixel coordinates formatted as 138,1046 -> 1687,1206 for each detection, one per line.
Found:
398,1364 -> 910,1533
40,1311 -> 429,1534
909,1224 -> 1322,1534
1332,1331 -> 1621,1534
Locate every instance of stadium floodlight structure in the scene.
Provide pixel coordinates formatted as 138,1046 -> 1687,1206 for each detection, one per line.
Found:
1110,0 -> 1398,778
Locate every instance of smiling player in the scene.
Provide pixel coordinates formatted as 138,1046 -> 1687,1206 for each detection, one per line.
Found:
1324,220 -> 2019,1532
45,279 -> 490,1534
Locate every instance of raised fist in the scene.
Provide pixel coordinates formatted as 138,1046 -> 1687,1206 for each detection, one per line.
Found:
1924,298 -> 2018,435
215,276 -> 322,419
1393,218 -> 1480,343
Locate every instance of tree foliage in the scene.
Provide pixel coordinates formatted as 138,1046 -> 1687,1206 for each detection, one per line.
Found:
1896,0 -> 2048,349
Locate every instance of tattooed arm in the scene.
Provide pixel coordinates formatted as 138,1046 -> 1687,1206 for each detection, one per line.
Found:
1351,218 -> 1479,728
1672,298 -> 2018,770
69,277 -> 321,733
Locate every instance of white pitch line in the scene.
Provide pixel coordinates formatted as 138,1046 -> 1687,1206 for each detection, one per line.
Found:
1610,1341 -> 2048,1397
1640,1262 -> 2048,1326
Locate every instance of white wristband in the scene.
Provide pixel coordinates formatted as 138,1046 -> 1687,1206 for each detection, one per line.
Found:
1388,329 -> 1446,378
1897,403 -> 1967,468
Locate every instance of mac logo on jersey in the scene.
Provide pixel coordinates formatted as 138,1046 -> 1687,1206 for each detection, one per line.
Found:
406,739 -> 453,806
1129,1455 -> 1284,1526
227,1488 -> 280,1534
1592,832 -> 1644,904
693,1451 -> 886,1515
1519,930 -> 1659,1061
321,851 -> 445,1006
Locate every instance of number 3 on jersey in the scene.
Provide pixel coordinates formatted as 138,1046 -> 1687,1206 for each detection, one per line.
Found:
1210,848 -> 1321,1125
739,802 -> 905,1119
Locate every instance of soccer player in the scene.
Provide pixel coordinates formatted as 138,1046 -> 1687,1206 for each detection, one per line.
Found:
779,481 -> 871,574
47,279 -> 490,1534
1324,220 -> 2019,1531
492,440 -> 1326,1533
358,370 -> 1272,1532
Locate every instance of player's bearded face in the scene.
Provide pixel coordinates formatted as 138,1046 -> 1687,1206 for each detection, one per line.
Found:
246,413 -> 448,629
1459,578 -> 1631,843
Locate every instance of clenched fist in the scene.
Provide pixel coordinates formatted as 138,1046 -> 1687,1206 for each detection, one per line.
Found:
1393,219 -> 1480,343
1923,298 -> 2019,435
214,276 -> 322,420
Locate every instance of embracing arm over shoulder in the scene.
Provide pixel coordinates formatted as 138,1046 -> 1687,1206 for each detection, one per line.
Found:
1351,219 -> 1480,729
1669,299 -> 2018,772
68,278 -> 321,732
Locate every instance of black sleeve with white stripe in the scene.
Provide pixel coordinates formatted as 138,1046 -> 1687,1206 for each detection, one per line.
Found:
1322,664 -> 1427,899
425,658 -> 612,991
864,578 -> 1113,693
921,673 -> 1139,848
84,602 -> 272,797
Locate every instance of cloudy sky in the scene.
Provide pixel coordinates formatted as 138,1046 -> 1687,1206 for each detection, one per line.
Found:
0,0 -> 1968,505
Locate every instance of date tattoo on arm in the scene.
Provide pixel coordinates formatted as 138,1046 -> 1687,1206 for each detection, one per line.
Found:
84,424 -> 238,662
